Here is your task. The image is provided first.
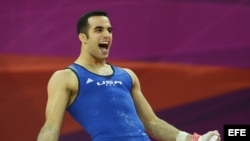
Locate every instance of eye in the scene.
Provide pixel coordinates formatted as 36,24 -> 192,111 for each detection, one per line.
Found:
94,26 -> 103,33
108,28 -> 113,33
95,28 -> 102,32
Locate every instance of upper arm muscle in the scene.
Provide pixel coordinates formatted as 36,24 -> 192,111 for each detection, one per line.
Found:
44,70 -> 75,128
124,68 -> 157,125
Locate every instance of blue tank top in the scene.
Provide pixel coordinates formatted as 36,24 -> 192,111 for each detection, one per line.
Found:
67,63 -> 150,141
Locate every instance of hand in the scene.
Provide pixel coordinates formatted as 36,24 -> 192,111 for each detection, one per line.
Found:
199,130 -> 221,141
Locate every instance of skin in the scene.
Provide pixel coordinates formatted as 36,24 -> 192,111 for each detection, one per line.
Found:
37,15 -> 221,141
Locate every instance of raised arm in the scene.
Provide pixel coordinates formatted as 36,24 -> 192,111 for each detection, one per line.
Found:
125,68 -> 220,141
37,69 -> 77,141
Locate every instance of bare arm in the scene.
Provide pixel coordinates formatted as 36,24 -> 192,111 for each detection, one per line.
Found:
37,70 -> 77,141
125,68 -> 220,141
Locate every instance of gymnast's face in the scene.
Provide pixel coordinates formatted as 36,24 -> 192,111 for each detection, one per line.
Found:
81,16 -> 113,60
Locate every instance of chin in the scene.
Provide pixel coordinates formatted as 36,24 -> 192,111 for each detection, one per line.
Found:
99,55 -> 109,60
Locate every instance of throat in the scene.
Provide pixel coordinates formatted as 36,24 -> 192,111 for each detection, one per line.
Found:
86,63 -> 113,76
74,59 -> 113,76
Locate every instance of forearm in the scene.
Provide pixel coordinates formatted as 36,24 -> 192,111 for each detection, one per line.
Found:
145,117 -> 181,141
37,126 -> 60,141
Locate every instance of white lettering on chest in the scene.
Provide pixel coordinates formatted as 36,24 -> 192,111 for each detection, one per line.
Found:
97,80 -> 123,86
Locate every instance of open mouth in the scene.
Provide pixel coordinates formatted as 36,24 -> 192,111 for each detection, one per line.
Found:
99,43 -> 109,49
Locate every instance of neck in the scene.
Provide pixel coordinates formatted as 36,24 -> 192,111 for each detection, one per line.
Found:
74,56 -> 112,76
77,50 -> 107,63
75,55 -> 108,69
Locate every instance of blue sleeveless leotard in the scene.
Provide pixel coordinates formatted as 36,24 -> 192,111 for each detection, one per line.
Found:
67,63 -> 150,141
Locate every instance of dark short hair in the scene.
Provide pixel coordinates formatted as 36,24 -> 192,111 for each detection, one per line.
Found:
77,10 -> 108,37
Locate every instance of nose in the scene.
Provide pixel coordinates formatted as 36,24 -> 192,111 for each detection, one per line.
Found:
102,30 -> 112,39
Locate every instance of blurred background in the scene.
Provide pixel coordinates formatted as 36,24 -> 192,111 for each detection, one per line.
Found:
1,0 -> 250,140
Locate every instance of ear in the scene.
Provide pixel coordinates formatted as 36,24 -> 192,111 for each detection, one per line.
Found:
78,33 -> 87,44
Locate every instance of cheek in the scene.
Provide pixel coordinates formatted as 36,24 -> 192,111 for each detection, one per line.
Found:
88,39 -> 99,49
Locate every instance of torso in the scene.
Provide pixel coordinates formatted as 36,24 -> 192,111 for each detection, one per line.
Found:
66,63 -> 149,140
67,63 -> 114,106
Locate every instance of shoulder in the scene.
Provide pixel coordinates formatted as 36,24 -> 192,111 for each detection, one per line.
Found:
121,68 -> 140,85
122,68 -> 135,76
50,69 -> 76,81
48,69 -> 78,90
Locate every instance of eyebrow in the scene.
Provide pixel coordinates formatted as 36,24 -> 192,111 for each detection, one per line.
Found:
94,26 -> 113,31
94,26 -> 103,30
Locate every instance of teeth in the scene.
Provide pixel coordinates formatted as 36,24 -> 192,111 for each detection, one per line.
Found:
100,42 -> 108,44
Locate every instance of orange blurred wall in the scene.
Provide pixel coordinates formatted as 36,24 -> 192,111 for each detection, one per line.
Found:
1,54 -> 250,141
